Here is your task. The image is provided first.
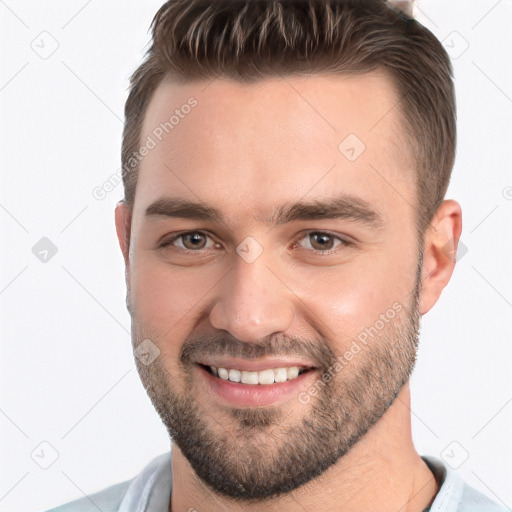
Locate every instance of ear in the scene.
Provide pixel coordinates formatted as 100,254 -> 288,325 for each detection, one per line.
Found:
115,200 -> 133,313
419,199 -> 463,315
115,199 -> 132,267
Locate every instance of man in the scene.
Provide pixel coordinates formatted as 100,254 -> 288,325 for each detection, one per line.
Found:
45,0 -> 506,510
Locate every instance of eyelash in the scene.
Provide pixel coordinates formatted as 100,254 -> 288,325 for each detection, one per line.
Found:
158,230 -> 353,255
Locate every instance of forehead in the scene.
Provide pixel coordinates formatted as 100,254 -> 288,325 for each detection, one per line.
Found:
134,71 -> 415,227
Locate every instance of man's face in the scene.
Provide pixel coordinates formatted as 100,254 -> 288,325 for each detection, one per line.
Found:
121,71 -> 424,499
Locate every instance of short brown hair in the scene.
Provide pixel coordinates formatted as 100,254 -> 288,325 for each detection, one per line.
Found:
121,0 -> 455,233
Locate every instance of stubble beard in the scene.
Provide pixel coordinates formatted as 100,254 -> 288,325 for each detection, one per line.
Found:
132,268 -> 422,502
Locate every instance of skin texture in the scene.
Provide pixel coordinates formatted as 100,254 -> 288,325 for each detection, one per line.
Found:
115,70 -> 462,511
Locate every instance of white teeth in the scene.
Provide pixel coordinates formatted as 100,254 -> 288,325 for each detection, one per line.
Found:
258,369 -> 275,385
228,369 -> 241,382
274,367 -> 288,383
208,365 -> 308,385
286,367 -> 299,380
241,370 -> 259,385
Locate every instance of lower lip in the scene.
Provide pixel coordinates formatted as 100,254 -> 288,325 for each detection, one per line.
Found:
196,364 -> 318,407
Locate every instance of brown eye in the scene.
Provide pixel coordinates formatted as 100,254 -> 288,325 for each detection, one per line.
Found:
297,231 -> 347,252
160,231 -> 217,252
309,233 -> 335,250
181,232 -> 208,250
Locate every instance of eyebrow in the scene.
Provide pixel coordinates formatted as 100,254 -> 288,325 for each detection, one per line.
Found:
144,195 -> 383,229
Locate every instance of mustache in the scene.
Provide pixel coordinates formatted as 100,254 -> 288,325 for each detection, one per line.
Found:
180,333 -> 336,370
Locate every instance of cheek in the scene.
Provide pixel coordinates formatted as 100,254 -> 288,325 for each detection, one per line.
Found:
129,255 -> 224,345
290,253 -> 415,343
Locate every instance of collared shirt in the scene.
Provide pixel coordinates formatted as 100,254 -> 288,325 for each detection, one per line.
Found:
43,452 -> 508,512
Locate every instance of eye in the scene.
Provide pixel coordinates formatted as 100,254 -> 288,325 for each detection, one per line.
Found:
159,231 -> 219,252
296,231 -> 350,252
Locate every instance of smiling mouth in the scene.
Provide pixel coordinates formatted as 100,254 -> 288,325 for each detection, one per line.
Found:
198,363 -> 314,385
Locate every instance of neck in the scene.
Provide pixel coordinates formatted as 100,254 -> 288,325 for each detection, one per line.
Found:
170,384 -> 438,512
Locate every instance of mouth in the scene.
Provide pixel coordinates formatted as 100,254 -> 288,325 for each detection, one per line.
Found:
195,362 -> 319,407
199,363 -> 313,385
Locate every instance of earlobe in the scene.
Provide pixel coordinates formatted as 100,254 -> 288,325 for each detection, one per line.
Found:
418,199 -> 463,315
114,200 -> 132,265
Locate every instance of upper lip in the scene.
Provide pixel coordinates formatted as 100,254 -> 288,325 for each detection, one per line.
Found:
196,357 -> 317,372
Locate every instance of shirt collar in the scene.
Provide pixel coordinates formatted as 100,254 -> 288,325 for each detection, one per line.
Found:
422,456 -> 464,512
118,451 -> 172,512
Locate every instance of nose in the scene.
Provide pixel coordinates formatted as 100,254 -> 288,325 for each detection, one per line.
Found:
209,254 -> 295,343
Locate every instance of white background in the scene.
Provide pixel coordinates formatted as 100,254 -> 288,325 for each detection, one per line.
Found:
1,1 -> 511,510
